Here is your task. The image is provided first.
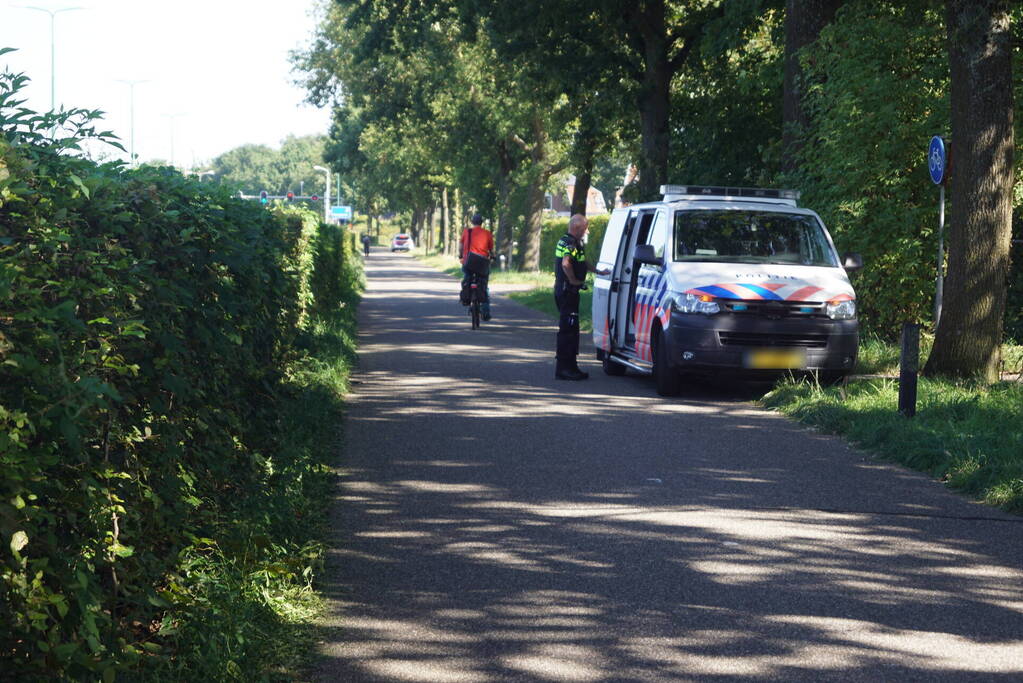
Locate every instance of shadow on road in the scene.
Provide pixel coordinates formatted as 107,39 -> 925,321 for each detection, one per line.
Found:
313,251 -> 1023,682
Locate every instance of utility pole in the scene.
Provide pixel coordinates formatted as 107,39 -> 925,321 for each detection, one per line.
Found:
117,80 -> 149,166
314,165 -> 331,223
21,5 -> 83,111
164,113 -> 185,168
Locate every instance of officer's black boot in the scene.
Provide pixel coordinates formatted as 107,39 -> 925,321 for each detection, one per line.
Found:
555,358 -> 587,381
571,361 -> 589,380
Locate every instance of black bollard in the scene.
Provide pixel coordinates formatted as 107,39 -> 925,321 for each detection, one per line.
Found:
898,323 -> 920,417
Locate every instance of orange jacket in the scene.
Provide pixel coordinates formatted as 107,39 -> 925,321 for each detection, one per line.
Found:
460,227 -> 494,263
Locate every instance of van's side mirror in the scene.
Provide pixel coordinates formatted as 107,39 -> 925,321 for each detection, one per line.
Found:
842,252 -> 863,272
634,244 -> 663,267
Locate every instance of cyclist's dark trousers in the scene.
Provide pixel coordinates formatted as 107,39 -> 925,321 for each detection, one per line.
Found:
554,285 -> 580,365
461,266 -> 490,303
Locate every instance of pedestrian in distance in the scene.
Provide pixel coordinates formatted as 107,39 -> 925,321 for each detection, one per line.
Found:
361,233 -> 371,256
554,213 -> 607,380
459,213 -> 495,321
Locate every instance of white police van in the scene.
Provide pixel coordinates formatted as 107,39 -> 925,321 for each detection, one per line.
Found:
593,185 -> 862,395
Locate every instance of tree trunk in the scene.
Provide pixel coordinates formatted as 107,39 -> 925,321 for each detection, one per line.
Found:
441,187 -> 450,255
426,202 -> 435,251
453,187 -> 463,254
519,176 -> 546,271
570,133 -> 597,215
635,24 -> 671,203
518,116 -> 551,271
782,0 -> 845,173
411,208 -> 422,244
924,0 -> 1014,383
496,139 -> 517,262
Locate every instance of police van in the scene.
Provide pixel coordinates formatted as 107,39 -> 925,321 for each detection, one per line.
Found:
593,185 -> 862,395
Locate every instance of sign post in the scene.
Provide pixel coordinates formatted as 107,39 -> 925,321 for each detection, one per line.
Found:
330,205 -> 353,223
928,136 -> 948,325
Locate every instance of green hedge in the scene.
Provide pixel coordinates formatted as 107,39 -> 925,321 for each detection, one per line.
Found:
538,214 -> 610,273
1,68 -> 356,679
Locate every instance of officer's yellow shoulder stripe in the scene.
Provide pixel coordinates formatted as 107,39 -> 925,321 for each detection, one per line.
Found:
555,236 -> 584,260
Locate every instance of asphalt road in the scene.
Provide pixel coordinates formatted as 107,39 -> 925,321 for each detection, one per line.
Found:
313,249 -> 1023,682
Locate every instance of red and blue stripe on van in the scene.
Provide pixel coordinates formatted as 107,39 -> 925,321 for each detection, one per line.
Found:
633,271 -> 670,362
685,282 -> 853,302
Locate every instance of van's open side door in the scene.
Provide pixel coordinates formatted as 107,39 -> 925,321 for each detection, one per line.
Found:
611,209 -> 656,352
605,211 -> 635,350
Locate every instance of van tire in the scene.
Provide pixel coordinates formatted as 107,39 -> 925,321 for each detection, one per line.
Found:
653,330 -> 682,396
603,355 -> 627,376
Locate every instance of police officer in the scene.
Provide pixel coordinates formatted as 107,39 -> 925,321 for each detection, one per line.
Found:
554,213 -> 601,380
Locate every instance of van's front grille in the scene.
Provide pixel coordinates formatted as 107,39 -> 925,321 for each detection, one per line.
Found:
722,300 -> 827,319
719,331 -> 828,348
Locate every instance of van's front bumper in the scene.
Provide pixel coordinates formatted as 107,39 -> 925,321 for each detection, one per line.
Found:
666,313 -> 858,375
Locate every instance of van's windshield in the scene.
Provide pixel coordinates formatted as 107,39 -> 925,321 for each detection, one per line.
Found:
673,210 -> 838,267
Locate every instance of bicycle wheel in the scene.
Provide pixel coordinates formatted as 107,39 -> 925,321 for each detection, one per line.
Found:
471,288 -> 481,329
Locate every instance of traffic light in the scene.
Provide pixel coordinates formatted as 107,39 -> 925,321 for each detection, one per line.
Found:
259,190 -> 268,204
311,194 -> 319,201
286,191 -> 294,202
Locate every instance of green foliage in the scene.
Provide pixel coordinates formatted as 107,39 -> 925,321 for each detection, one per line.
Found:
0,65 -> 361,680
538,214 -> 609,274
791,0 -> 1022,340
670,7 -> 785,186
763,374 -> 1023,514
211,135 -> 329,197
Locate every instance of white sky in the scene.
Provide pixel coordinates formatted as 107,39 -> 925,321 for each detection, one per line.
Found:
0,0 -> 333,167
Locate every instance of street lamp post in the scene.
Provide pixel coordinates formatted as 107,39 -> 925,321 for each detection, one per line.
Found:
164,113 -> 185,168
117,79 -> 149,166
21,5 -> 83,111
313,165 -> 331,224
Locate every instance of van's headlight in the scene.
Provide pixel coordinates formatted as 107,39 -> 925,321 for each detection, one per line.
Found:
673,293 -> 720,315
826,299 -> 856,320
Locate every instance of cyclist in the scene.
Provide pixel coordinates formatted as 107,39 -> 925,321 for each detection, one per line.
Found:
459,213 -> 495,321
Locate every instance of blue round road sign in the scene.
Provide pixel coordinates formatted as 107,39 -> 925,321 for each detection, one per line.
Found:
928,136 -> 947,185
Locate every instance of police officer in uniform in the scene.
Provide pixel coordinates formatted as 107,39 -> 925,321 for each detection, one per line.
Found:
554,213 -> 600,380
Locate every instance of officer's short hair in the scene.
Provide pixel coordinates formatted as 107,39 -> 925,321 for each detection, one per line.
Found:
569,213 -> 587,233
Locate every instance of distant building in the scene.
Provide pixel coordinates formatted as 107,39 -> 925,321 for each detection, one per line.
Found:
545,176 -> 608,217
614,164 -> 639,208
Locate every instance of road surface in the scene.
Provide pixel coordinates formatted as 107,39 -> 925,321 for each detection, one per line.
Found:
313,249 -> 1023,682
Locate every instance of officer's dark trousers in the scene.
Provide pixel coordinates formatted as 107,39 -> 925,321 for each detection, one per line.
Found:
554,285 -> 580,368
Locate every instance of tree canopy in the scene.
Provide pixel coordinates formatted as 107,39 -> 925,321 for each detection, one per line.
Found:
210,134 -> 328,197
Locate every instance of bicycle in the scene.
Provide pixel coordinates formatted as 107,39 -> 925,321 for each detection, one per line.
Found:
466,271 -> 484,329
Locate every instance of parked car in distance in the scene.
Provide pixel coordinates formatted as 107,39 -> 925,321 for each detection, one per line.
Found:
390,234 -> 414,252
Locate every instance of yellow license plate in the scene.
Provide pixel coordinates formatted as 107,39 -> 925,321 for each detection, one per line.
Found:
745,348 -> 807,369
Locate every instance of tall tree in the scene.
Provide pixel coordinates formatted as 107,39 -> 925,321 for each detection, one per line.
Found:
782,0 -> 844,172
925,0 -> 1014,382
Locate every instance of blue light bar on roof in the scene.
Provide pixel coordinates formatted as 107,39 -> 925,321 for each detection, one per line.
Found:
660,185 -> 801,201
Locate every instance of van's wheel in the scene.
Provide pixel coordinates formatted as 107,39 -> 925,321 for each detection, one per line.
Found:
653,329 -> 682,396
603,355 -> 627,376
